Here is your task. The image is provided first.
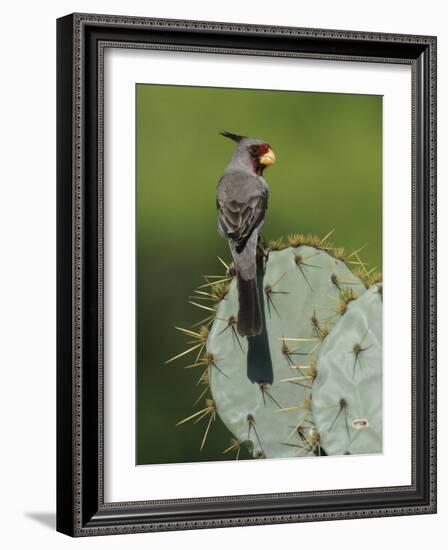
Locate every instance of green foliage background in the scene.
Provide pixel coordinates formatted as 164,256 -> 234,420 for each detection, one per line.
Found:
136,84 -> 382,465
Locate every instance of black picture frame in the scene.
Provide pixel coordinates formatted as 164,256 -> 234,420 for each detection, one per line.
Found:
56,13 -> 437,537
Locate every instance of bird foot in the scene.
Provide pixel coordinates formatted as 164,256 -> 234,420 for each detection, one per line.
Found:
256,242 -> 269,273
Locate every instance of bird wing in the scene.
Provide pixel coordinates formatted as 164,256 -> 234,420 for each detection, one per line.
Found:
217,173 -> 268,253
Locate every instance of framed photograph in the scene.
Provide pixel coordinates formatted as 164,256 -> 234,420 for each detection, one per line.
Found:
57,13 -> 437,536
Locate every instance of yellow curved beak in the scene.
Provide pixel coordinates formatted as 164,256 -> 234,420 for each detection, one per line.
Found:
259,148 -> 276,166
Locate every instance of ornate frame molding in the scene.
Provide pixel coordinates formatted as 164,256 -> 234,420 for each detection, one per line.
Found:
57,13 -> 437,537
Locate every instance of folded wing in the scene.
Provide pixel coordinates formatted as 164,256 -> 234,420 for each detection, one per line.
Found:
217,173 -> 268,253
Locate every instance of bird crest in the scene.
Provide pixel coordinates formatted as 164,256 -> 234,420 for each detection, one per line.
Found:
219,130 -> 247,143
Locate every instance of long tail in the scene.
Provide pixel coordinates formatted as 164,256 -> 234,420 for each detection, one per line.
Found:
236,273 -> 262,337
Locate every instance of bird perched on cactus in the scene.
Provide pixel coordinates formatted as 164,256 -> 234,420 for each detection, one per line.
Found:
216,131 -> 276,337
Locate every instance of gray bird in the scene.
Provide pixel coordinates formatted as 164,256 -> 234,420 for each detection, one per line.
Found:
216,131 -> 276,337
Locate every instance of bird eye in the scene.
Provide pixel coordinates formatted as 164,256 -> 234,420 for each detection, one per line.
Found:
249,145 -> 259,155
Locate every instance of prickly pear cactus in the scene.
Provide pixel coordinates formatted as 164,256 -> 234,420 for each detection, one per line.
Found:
168,232 -> 382,460
205,243 -> 366,458
311,284 -> 383,456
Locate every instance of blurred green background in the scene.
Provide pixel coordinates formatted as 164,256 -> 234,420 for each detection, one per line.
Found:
136,84 -> 382,465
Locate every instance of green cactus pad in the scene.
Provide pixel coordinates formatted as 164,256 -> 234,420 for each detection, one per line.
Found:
206,245 -> 366,459
311,284 -> 382,456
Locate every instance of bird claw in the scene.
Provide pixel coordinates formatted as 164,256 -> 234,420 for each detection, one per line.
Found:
256,241 -> 269,273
